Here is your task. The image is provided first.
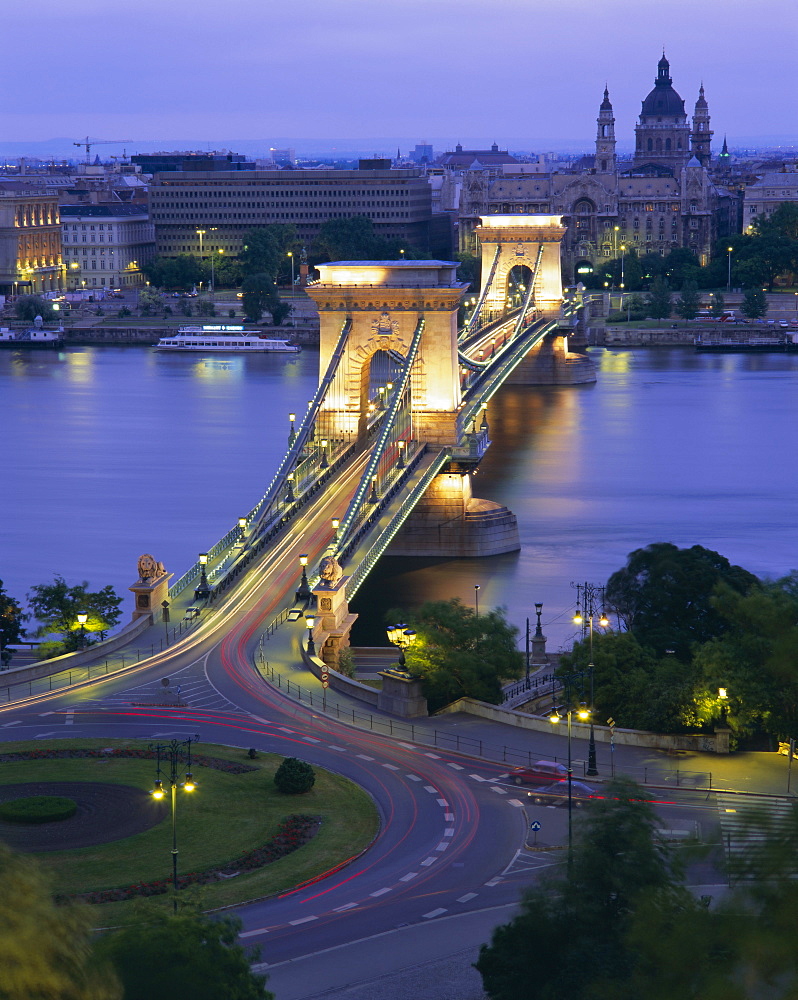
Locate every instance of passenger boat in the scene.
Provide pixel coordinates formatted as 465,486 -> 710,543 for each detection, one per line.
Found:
155,325 -> 301,353
695,333 -> 789,353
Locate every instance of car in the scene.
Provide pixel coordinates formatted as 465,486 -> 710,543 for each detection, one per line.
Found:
507,760 -> 569,786
779,321 -> 789,328
183,606 -> 201,621
528,779 -> 599,807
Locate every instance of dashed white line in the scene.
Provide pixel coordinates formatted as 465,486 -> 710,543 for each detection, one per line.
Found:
443,828 -> 455,837
278,727 -> 293,733
327,745 -> 347,752
490,786 -> 507,795
399,872 -> 418,882
289,916 -> 318,926
508,799 -> 525,808
457,893 -> 478,903
38,712 -> 54,717
424,752 -> 441,759
424,785 -> 437,794
485,877 -> 503,887
397,742 -> 416,750
405,774 -> 421,781
447,762 -> 464,770
369,887 -> 391,897
65,711 -> 74,726
421,857 -> 437,866
303,737 -> 321,743
357,754 -> 375,761
469,774 -> 486,782
444,812 -> 454,821
240,927 -> 268,939
435,842 -> 449,852
2,721 -> 22,727
333,902 -> 358,912
34,732 -> 57,738
382,763 -> 400,770
436,798 -> 449,807
423,908 -> 447,919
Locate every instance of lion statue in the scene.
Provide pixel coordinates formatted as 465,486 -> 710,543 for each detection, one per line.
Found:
318,555 -> 343,587
137,554 -> 165,582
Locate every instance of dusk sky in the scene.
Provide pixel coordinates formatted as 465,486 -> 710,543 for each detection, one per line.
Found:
4,0 -> 797,152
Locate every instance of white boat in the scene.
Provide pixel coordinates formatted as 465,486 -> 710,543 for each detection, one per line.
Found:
0,324 -> 64,348
155,325 -> 301,353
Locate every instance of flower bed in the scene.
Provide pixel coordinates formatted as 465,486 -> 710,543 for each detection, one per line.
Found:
67,814 -> 320,904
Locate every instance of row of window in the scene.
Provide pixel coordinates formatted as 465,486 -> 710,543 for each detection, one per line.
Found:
63,224 -> 115,231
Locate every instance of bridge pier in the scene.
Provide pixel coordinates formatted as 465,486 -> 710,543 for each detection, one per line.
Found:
388,470 -> 520,557
504,329 -> 596,385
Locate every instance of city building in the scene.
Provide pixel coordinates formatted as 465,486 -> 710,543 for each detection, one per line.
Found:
131,152 -> 255,174
0,182 -> 65,296
59,205 -> 154,289
454,55 -> 734,276
149,163 -> 446,257
742,164 -> 798,231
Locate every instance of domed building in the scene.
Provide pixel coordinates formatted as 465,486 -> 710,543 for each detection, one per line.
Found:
455,54 -> 735,276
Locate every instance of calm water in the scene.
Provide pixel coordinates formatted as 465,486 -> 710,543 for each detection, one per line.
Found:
3,345 -> 798,650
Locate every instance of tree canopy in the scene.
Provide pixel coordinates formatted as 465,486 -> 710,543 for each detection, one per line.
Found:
312,216 -> 414,263
396,598 -> 522,712
645,277 -> 672,319
27,575 -> 123,647
15,294 -> 56,322
142,254 -> 203,291
240,224 -> 299,282
0,579 -> 28,667
240,273 -> 291,325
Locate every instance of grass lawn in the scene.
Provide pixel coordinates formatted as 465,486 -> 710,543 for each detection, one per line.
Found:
0,739 -> 378,922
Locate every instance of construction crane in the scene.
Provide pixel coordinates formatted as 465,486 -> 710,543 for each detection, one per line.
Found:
73,137 -> 132,165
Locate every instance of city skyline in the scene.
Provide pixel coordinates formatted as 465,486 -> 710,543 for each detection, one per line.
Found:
3,0 -> 796,149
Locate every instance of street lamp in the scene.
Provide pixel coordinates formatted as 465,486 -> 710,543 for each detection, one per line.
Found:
474,584 -> 480,618
550,680 -> 591,863
196,229 -> 206,261
194,553 -> 211,601
331,517 -> 340,540
386,623 -> 417,671
572,582 -> 608,776
149,735 -> 199,913
718,686 -> 729,724
319,438 -> 329,469
305,614 -> 316,656
76,613 -> 88,649
727,247 -> 733,292
210,248 -> 223,296
287,252 -> 295,326
296,554 -> 312,603
288,412 -> 296,447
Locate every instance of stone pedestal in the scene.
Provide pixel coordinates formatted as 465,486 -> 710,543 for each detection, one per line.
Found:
714,725 -> 731,754
129,572 -> 172,623
377,671 -> 428,717
531,630 -> 548,666
313,575 -> 357,671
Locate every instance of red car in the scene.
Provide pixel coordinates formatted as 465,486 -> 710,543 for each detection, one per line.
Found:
507,760 -> 569,786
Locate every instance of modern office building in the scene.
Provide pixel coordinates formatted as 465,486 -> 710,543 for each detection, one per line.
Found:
59,205 -> 154,289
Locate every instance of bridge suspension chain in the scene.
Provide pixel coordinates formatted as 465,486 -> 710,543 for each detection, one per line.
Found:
462,244 -> 501,340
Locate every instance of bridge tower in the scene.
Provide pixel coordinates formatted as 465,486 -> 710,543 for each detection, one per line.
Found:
475,215 -> 566,321
307,261 -> 466,447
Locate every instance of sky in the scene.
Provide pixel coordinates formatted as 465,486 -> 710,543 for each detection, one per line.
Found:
3,0 -> 797,154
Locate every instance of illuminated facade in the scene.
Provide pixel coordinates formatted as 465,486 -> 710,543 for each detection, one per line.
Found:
60,205 -> 154,289
0,183 -> 65,296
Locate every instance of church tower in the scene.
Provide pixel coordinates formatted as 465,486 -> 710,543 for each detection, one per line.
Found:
690,85 -> 713,164
634,53 -> 691,169
595,87 -> 616,173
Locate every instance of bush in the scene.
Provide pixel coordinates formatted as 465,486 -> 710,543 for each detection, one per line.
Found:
117,307 -> 131,318
337,647 -> 357,678
0,795 -> 77,824
228,308 -> 236,319
274,757 -> 315,794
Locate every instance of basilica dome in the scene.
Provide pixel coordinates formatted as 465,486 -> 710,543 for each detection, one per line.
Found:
640,55 -> 686,118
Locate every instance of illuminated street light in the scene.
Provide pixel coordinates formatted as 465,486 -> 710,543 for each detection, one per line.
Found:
305,614 -> 316,656
149,735 -> 200,913
194,554 -> 211,601
76,612 -> 88,649
288,412 -> 296,446
572,581 -> 609,776
331,517 -> 340,540
296,554 -> 312,603
386,623 -> 417,670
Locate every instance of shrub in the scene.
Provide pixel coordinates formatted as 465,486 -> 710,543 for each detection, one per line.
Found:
117,307 -> 131,318
0,795 -> 77,824
337,647 -> 357,678
274,757 -> 315,794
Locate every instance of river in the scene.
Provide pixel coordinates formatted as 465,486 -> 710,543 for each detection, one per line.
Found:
3,345 -> 797,651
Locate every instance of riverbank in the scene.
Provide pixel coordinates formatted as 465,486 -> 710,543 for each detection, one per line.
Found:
58,325 -> 320,345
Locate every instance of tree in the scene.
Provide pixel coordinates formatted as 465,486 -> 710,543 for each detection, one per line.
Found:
27,575 -> 123,647
137,286 -> 162,316
0,579 -> 28,668
142,255 -> 203,291
15,294 -> 55,322
476,779 -> 693,1000
240,273 -> 290,325
605,542 -> 758,660
240,224 -> 299,282
0,843 -> 120,1000
645,277 -> 672,320
741,286 -> 768,319
662,247 -> 701,288
274,757 -> 316,794
96,909 -> 272,1000
397,598 -> 523,712
708,291 -> 725,318
674,279 -> 700,320
313,216 -> 408,263
455,251 -> 481,291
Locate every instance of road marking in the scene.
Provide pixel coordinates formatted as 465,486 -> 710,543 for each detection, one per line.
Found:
369,887 -> 391,897
444,828 -> 455,837
65,711 -> 74,726
444,812 -> 454,821
38,712 -> 55,717
508,799 -> 525,808
485,877 -> 503,887
34,732 -> 58,738
447,762 -> 464,770
397,742 -> 416,750
357,754 -> 375,761
278,727 -> 293,733
457,892 -> 478,903
424,752 -> 441,759
423,908 -> 447,919
405,774 -> 421,781
333,902 -> 358,912
289,916 -> 318,926
2,720 -> 22,727
327,745 -> 347,752
435,842 -> 449,852
399,872 -> 418,882
302,737 -> 321,743
469,774 -> 486,782
490,786 -> 507,795
382,763 -> 399,770
436,798 -> 449,807
239,927 -> 268,938
421,857 -> 437,866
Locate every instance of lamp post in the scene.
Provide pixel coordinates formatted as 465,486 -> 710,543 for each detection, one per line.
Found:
571,582 -> 609,776
196,229 -> 206,261
305,614 -> 316,656
288,412 -> 296,447
149,735 -> 199,913
296,554 -> 312,603
331,517 -> 340,541
193,553 -> 211,601
549,675 -> 591,864
161,600 -> 170,643
386,623 -> 417,671
210,248 -> 223,297
474,584 -> 480,619
727,246 -> 733,292
76,613 -> 88,649
287,252 -> 295,326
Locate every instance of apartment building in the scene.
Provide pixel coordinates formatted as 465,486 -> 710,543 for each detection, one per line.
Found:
60,205 -> 154,289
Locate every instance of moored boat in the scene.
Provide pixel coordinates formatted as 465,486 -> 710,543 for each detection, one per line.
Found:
0,325 -> 64,348
155,325 -> 300,353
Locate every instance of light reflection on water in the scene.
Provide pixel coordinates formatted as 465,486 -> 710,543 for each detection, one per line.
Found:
3,345 -> 798,651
